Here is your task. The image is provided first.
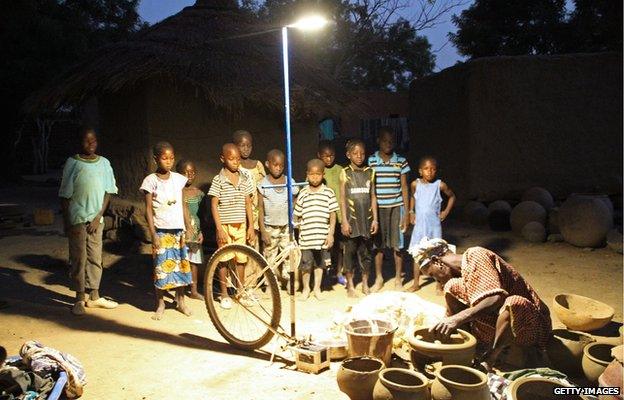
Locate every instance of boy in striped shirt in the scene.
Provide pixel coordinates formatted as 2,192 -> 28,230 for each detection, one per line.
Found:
368,127 -> 410,291
294,159 -> 339,300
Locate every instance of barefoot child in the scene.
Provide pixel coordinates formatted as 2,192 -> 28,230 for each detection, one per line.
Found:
208,143 -> 256,310
368,127 -> 411,291
258,149 -> 298,283
140,141 -> 192,320
233,130 -> 265,250
340,139 -> 378,297
318,140 -> 345,285
59,127 -> 119,315
406,156 -> 456,291
294,159 -> 338,300
177,160 -> 205,300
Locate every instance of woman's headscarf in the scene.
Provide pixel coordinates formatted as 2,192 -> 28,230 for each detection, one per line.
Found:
409,237 -> 455,271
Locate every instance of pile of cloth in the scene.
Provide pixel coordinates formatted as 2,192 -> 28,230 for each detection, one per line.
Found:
0,341 -> 86,399
326,292 -> 445,354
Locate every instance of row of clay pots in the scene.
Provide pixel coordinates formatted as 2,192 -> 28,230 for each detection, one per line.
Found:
336,356 -> 490,400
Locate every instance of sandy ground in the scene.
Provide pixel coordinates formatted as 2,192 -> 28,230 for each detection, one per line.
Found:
1,185 -> 622,399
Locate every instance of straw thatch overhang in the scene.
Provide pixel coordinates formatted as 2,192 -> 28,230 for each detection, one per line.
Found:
25,0 -> 365,118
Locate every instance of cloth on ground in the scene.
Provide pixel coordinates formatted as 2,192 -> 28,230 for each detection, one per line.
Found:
0,364 -> 54,400
20,341 -> 85,399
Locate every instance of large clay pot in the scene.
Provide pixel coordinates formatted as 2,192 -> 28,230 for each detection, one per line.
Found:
346,320 -> 397,367
522,187 -> 555,211
508,377 -> 590,400
521,221 -> 547,242
430,365 -> 489,400
407,328 -> 477,369
488,200 -> 512,231
373,368 -> 431,400
552,293 -> 614,332
559,194 -> 613,248
463,201 -> 488,225
510,201 -> 547,234
337,356 -> 385,400
582,342 -> 615,384
546,329 -> 595,376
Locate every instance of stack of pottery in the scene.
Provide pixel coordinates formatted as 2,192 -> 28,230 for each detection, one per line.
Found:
337,356 -> 385,400
430,365 -> 490,400
406,328 -> 477,370
373,368 -> 431,400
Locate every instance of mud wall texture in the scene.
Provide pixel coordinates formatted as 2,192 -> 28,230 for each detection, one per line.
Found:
98,79 -> 318,199
409,52 -> 623,203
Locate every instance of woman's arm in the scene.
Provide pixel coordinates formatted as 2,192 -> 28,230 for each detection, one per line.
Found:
430,294 -> 506,336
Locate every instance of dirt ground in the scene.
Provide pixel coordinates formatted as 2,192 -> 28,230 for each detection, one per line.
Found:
1,184 -> 622,400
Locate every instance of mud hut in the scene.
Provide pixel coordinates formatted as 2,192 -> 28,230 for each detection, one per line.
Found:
27,0 -> 358,198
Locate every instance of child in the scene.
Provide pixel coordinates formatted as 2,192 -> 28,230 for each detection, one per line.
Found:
258,149 -> 298,283
59,127 -> 119,316
177,159 -> 205,301
406,156 -> 456,291
340,139 -> 378,297
294,159 -> 338,300
368,127 -> 410,291
318,140 -> 345,285
140,141 -> 192,320
208,143 -> 256,310
233,130 -> 265,250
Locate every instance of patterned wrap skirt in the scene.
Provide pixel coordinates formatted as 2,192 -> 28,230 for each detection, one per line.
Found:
153,229 -> 192,290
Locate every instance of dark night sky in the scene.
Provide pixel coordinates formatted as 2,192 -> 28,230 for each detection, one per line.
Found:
138,0 -> 471,71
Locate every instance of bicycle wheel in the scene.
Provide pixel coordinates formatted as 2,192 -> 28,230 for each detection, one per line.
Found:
204,243 -> 281,350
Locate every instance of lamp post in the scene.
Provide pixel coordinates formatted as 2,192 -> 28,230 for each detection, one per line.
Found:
281,15 -> 328,337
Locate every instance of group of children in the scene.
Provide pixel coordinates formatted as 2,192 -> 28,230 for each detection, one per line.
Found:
60,126 -> 456,320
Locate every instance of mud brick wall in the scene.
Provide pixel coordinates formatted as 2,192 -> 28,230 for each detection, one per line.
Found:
409,52 -> 623,203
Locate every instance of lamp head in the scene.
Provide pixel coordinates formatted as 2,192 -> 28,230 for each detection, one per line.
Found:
288,15 -> 329,31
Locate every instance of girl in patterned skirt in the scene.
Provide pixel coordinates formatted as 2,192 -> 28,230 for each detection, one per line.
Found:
141,141 -> 192,320
177,159 -> 205,301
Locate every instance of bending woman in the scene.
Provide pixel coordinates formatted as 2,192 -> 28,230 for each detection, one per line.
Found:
411,238 -> 552,369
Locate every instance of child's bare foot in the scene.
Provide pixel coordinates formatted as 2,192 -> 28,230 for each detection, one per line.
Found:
300,288 -> 310,301
189,291 -> 204,301
404,283 -> 420,292
371,277 -> 384,292
176,304 -> 192,316
71,301 -> 86,316
394,277 -> 403,290
362,284 -> 370,295
347,288 -> 358,298
313,288 -> 324,301
151,304 -> 165,320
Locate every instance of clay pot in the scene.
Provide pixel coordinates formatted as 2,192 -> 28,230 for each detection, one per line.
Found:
553,293 -> 614,332
345,320 -> 397,367
337,356 -> 385,400
521,221 -> 547,242
430,365 -> 489,400
510,201 -> 547,234
488,201 -> 512,231
546,329 -> 595,375
463,201 -> 489,225
508,377 -> 590,400
582,342 -> 615,384
522,187 -> 555,211
373,368 -> 431,400
559,194 -> 613,248
598,359 -> 623,398
407,328 -> 477,370
548,207 -> 560,234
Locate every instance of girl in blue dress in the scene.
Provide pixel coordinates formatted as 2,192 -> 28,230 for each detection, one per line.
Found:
406,156 -> 456,291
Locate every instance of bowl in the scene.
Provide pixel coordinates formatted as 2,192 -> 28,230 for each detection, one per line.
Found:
316,339 -> 348,360
552,293 -> 614,332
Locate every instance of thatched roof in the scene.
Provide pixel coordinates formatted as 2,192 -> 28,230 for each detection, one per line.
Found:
26,0 -> 362,118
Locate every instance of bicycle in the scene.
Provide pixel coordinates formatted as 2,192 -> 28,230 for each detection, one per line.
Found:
203,234 -> 302,350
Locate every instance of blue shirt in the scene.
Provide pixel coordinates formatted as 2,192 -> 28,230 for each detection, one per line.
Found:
59,155 -> 118,225
368,151 -> 410,208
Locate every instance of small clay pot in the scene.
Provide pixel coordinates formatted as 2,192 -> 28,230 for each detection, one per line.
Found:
430,365 -> 489,400
337,356 -> 385,400
552,293 -> 614,332
510,201 -> 547,234
582,342 -> 615,384
407,328 -> 477,369
546,329 -> 595,376
373,368 -> 431,400
508,377 -> 590,400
